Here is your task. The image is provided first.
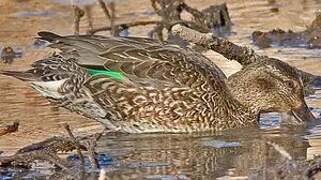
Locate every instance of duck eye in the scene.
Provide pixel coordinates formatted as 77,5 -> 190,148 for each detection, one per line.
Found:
285,80 -> 294,88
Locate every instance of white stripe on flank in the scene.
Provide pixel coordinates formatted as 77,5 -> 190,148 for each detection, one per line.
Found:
30,79 -> 67,99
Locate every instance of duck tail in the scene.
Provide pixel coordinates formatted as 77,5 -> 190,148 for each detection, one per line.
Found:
0,70 -> 37,81
37,31 -> 62,43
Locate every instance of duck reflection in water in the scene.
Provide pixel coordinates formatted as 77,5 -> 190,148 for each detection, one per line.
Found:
97,127 -> 309,179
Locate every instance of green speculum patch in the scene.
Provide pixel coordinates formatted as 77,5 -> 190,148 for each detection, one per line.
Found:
87,68 -> 124,80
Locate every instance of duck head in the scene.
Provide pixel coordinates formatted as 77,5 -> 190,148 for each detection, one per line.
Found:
228,58 -> 316,123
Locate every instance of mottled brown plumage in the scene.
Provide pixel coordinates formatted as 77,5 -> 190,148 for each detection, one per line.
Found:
0,32 -> 315,133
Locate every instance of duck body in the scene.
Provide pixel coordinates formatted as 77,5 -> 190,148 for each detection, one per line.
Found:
0,32 -> 279,133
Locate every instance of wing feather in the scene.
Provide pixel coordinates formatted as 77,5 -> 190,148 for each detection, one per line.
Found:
38,32 -> 227,91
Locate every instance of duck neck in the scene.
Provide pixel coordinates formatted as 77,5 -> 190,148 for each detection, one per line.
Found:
222,85 -> 259,128
224,96 -> 259,129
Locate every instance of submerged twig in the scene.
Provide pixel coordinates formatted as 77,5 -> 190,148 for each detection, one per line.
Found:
16,136 -> 87,154
0,123 -> 105,179
85,138 -> 99,169
0,135 -> 82,169
89,132 -> 104,169
0,150 -> 71,170
64,124 -> 85,169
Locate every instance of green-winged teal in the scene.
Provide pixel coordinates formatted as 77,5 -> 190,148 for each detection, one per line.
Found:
0,32 -> 315,133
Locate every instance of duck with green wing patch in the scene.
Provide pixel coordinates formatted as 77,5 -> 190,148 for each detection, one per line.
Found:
0,32 -> 316,133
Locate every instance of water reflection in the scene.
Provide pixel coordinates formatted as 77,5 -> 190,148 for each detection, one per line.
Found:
95,127 -> 309,179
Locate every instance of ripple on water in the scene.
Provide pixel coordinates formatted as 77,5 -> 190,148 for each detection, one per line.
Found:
259,112 -> 281,129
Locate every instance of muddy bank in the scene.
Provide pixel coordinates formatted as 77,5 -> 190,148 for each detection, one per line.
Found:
252,14 -> 321,49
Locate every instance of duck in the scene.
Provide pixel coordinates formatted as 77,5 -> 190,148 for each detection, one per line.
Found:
0,32 -> 315,133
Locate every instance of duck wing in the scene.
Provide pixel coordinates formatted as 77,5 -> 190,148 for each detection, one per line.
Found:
37,32 -> 226,90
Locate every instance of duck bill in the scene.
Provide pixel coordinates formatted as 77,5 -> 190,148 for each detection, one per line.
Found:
291,103 -> 316,122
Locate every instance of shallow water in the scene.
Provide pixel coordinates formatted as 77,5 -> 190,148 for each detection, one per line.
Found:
1,0 -> 321,179
96,128 -> 307,179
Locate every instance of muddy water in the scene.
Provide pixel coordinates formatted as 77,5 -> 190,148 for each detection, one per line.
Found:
1,0 -> 321,179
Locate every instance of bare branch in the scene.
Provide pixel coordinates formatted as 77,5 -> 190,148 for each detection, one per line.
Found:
171,24 -> 265,65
